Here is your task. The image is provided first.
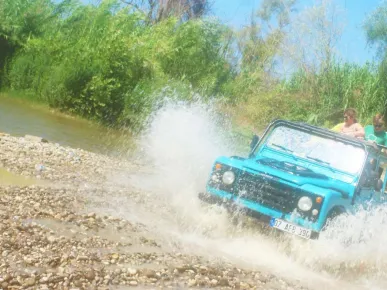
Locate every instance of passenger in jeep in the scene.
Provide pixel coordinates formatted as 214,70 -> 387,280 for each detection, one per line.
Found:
331,108 -> 365,138
364,114 -> 387,146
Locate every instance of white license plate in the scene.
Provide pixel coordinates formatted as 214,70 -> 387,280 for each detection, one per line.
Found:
270,218 -> 312,239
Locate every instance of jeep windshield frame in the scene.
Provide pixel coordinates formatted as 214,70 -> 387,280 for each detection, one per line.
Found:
251,120 -> 369,177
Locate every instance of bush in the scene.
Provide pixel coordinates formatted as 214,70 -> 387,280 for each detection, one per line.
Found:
3,0 -> 233,130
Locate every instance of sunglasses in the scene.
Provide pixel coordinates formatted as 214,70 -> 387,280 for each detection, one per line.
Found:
375,124 -> 383,129
343,115 -> 349,120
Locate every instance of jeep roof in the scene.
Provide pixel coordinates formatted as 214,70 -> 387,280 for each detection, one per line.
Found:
265,119 -> 382,155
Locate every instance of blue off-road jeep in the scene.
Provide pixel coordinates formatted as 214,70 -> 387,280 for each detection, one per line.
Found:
199,120 -> 387,239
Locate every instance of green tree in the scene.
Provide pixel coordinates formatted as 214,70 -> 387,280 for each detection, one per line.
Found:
120,0 -> 211,23
0,0 -> 76,86
364,2 -> 387,57
364,1 -> 387,117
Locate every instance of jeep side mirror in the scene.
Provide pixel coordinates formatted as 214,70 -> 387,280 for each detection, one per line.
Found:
248,134 -> 260,158
250,134 -> 260,151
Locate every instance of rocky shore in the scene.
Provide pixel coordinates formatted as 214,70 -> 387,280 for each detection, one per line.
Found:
0,134 -> 308,290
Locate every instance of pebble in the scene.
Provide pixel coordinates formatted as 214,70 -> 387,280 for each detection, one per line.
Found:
127,268 -> 138,276
187,279 -> 196,287
23,277 -> 36,287
85,269 -> 95,280
142,269 -> 157,278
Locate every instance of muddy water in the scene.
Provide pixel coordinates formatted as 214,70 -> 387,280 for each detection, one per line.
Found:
0,95 -> 132,154
0,167 -> 48,186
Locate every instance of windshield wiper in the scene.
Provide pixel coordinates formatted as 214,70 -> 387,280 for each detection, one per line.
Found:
258,158 -> 328,179
257,158 -> 329,179
306,156 -> 329,165
271,143 -> 294,153
269,143 -> 297,160
306,156 -> 335,172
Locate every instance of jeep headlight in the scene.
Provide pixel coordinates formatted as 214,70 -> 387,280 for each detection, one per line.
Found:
211,174 -> 220,183
298,196 -> 313,211
222,171 -> 235,185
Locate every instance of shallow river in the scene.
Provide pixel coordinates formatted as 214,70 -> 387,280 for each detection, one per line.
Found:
0,96 -> 131,154
0,95 -> 133,185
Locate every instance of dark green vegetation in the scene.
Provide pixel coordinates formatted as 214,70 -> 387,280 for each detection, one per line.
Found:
0,0 -> 386,132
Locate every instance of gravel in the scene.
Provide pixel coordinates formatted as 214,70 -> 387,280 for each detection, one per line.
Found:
0,134 -> 309,289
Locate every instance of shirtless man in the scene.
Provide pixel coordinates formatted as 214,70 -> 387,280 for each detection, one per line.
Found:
331,108 -> 365,138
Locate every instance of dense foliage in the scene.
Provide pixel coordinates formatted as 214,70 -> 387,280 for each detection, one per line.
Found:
0,0 -> 232,129
0,0 -> 386,133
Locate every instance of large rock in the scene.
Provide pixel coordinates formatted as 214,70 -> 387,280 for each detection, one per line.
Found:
25,134 -> 49,143
141,269 -> 157,278
23,277 -> 36,287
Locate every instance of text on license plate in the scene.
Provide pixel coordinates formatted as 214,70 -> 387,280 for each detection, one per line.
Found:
270,218 -> 311,239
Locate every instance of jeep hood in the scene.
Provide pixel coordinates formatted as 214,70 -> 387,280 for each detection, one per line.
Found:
215,156 -> 354,197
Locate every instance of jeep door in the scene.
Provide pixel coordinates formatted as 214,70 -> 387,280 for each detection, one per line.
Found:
355,155 -> 379,206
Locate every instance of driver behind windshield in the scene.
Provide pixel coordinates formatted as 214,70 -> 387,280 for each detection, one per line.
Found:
331,108 -> 365,139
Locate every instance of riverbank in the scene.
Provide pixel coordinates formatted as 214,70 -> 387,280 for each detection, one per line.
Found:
0,92 -> 254,159
0,133 -> 308,290
0,92 -> 93,125
0,94 -> 136,155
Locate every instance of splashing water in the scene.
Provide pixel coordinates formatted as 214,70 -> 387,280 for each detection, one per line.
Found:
133,100 -> 236,233
108,99 -> 387,289
297,205 -> 387,286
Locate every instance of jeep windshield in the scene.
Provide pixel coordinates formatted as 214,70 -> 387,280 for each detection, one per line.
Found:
260,125 -> 366,175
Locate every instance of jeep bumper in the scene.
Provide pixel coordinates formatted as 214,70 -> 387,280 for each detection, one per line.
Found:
199,189 -> 320,240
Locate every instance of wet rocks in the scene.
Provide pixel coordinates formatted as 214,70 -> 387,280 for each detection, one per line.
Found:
0,134 -> 310,290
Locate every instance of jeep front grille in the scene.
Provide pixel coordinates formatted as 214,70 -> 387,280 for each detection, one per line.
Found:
236,171 -> 299,214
